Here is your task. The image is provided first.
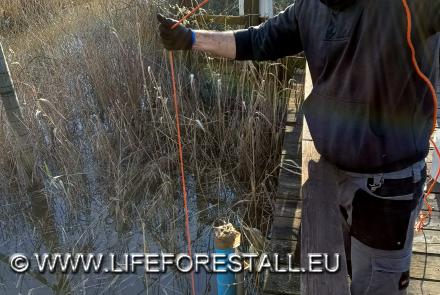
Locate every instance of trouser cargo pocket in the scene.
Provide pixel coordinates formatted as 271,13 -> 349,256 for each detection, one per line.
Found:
364,254 -> 412,295
350,189 -> 415,250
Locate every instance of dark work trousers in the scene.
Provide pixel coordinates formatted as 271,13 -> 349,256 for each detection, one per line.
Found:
336,159 -> 426,295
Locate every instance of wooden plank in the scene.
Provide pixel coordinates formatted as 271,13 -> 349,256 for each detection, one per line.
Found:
284,125 -> 303,140
280,153 -> 301,170
277,190 -> 302,201
303,64 -> 313,98
302,66 -> 314,142
194,14 -> 267,26
408,279 -> 440,295
302,120 -> 313,142
420,210 -> 440,231
410,253 -> 440,281
425,172 -> 440,195
301,140 -> 336,183
286,100 -> 303,125
274,200 -> 302,218
280,155 -> 301,169
278,173 -> 301,191
279,124 -> 301,175
269,75 -> 304,249
280,150 -> 301,167
271,216 -> 301,241
277,190 -> 301,201
303,65 -> 313,141
300,65 -> 350,295
412,229 -> 440,254
280,142 -> 301,158
277,183 -> 301,198
428,180 -> 440,194
300,140 -> 317,184
426,194 -> 440,212
264,272 -> 301,295
300,175 -> 350,295
277,106 -> 303,200
281,134 -> 301,155
267,239 -> 301,265
264,63 -> 304,295
278,162 -> 301,176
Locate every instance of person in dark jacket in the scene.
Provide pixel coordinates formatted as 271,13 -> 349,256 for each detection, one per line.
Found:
158,0 -> 440,294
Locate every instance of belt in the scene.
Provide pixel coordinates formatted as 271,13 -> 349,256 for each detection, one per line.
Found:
367,166 -> 426,197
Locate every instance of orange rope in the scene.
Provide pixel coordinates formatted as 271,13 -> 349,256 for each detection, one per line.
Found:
167,1 -> 209,294
171,0 -> 210,30
169,51 -> 196,295
401,0 -> 437,231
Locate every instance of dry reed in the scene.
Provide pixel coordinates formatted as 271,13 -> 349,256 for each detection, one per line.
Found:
0,0 -> 304,293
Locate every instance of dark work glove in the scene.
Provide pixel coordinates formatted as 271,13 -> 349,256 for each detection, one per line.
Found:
157,13 -> 194,50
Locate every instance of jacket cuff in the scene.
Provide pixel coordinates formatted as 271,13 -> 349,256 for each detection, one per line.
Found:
234,29 -> 254,60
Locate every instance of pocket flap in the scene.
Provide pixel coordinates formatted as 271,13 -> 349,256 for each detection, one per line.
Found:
372,253 -> 411,273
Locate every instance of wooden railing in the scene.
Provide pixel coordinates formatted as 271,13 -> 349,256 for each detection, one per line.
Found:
182,0 -> 271,27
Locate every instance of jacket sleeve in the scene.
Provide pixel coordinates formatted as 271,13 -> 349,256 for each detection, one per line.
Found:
423,0 -> 440,34
234,4 -> 303,61
432,1 -> 440,32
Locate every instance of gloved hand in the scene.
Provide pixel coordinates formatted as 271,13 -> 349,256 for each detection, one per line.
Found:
157,13 -> 194,50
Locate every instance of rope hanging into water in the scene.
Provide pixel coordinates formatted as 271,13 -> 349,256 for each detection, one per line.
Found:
401,0 -> 437,231
167,1 -> 209,294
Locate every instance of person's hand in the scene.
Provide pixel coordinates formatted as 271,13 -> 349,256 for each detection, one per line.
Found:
157,13 -> 194,50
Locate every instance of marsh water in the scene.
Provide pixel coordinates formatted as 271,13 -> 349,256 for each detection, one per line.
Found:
0,2 -> 262,293
0,170 -> 239,294
0,32 -> 241,292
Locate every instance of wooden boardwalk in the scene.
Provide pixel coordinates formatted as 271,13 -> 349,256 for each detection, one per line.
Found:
263,70 -> 304,295
264,66 -> 440,294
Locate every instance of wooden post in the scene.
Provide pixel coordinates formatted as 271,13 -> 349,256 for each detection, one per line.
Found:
239,0 -> 245,16
0,48 -> 64,286
243,0 -> 260,26
259,0 -> 273,18
0,42 -> 36,185
0,43 -> 52,254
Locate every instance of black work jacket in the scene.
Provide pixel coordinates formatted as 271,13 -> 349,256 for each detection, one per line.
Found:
234,0 -> 440,173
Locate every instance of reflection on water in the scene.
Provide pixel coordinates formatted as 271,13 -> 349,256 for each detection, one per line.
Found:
0,18 -> 259,294
0,56 -> 240,293
0,164 -> 238,294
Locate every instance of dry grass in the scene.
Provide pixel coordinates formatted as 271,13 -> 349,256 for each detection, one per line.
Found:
0,0 -> 304,293
0,0 -> 92,33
